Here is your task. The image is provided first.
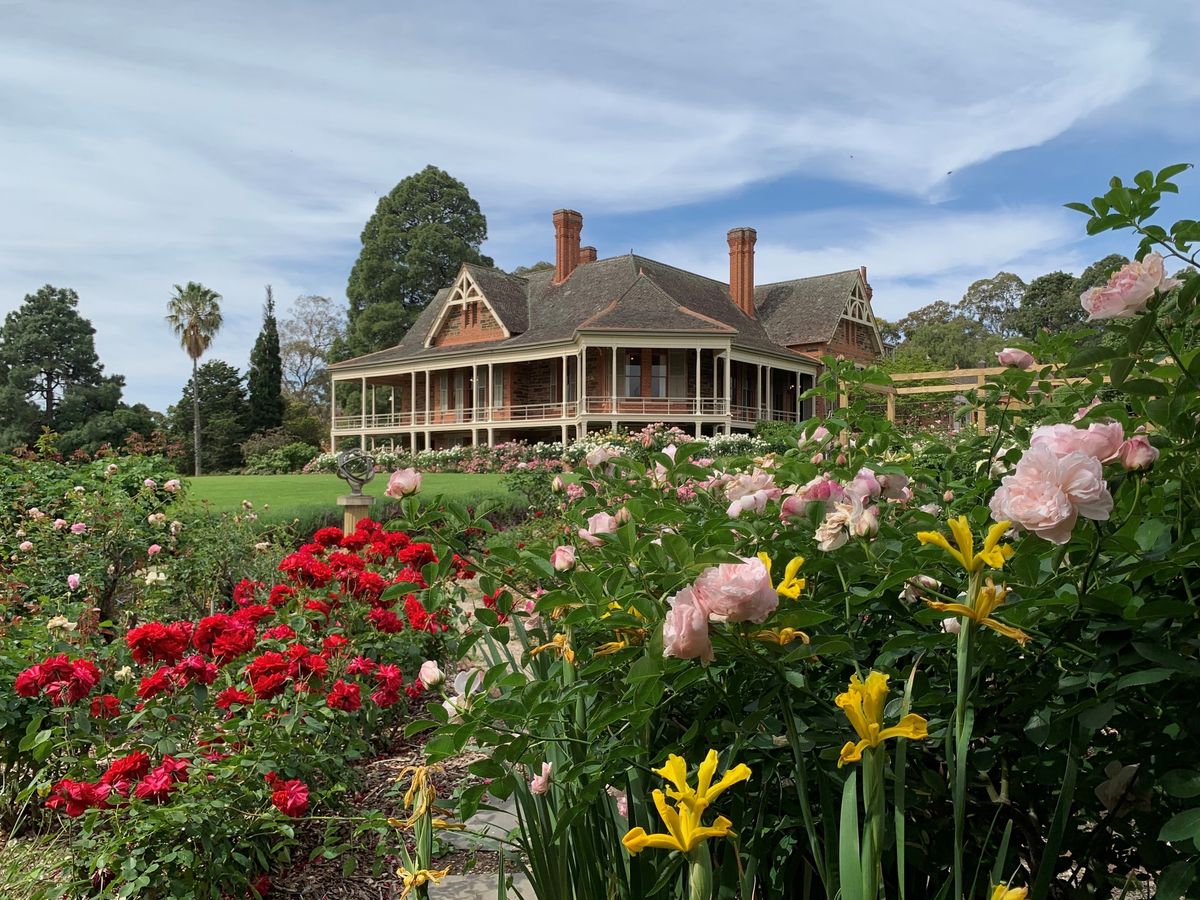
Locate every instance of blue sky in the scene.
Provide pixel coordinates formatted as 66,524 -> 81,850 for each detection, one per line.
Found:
1,0 -> 1196,411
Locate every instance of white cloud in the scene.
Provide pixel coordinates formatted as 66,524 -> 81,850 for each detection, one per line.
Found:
0,0 -> 1184,409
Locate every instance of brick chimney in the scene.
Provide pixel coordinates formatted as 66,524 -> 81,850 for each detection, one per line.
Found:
859,265 -> 873,299
579,245 -> 597,264
553,209 -> 583,283
727,226 -> 757,317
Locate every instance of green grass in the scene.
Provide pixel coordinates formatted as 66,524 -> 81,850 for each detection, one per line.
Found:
183,472 -> 512,520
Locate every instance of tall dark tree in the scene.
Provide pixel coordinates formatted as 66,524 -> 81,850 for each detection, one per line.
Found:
169,360 -> 250,473
0,286 -> 103,430
166,281 -> 223,475
1010,271 -> 1085,338
247,286 -> 285,433
342,165 -> 493,356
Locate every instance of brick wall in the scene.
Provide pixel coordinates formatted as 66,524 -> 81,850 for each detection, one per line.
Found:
430,302 -> 505,348
513,359 -> 559,406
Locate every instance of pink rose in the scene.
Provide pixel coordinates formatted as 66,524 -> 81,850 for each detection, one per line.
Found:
1030,422 -> 1124,463
550,545 -> 576,572
164,479 -> 181,493
530,762 -> 552,795
418,660 -> 444,689
1080,252 -> 1182,320
725,470 -> 782,519
877,472 -> 910,500
989,445 -> 1113,544
1117,434 -> 1158,471
662,587 -> 713,662
18,540 -> 33,552
941,617 -> 961,635
67,573 -> 81,591
384,467 -> 422,498
692,557 -> 778,624
810,453 -> 824,465
70,522 -> 88,535
942,490 -> 954,502
565,483 -> 585,502
143,478 -> 156,489
105,464 -> 119,476
550,475 -> 565,493
997,348 -> 1036,369
53,519 -> 68,530
781,475 -> 845,521
844,468 -> 882,503
585,446 -> 618,469
578,512 -> 619,547
147,544 -> 162,557
797,426 -> 830,448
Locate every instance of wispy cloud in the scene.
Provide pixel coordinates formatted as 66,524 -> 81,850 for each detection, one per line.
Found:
0,0 -> 1187,409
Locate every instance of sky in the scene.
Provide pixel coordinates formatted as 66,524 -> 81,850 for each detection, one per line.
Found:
1,0 -> 1197,412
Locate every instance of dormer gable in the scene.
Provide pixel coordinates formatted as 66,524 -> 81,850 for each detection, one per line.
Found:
836,272 -> 883,355
424,268 -> 512,348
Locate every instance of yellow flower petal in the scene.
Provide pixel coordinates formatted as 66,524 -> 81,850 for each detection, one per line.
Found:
877,713 -> 929,743
981,618 -> 1031,645
991,885 -> 1028,900
838,739 -> 868,767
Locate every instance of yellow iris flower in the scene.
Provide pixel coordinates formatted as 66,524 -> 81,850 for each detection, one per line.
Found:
836,671 -> 929,767
396,866 -> 450,898
757,552 -> 806,599
925,580 -> 1031,645
917,517 -> 1013,574
529,632 -> 576,664
754,627 -> 810,646
991,885 -> 1027,900
594,640 -> 628,656
622,749 -> 751,856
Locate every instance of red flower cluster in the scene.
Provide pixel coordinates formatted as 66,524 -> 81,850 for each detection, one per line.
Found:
46,752 -> 189,816
326,679 -> 362,711
233,578 -> 264,606
15,654 -> 101,706
126,621 -> 192,665
193,613 -> 260,663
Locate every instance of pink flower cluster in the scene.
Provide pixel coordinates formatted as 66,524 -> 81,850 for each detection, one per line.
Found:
725,469 -> 782,518
990,421 -> 1158,544
663,557 -> 778,663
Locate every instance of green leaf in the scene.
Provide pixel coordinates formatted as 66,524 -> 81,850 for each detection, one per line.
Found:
1121,377 -> 1165,396
1163,770 -> 1200,800
1063,202 -> 1093,215
1157,861 -> 1196,900
1116,668 -> 1174,689
1126,312 -> 1157,352
1134,519 -> 1172,553
1077,699 -> 1115,731
1157,163 -> 1193,183
1109,356 -> 1134,388
838,771 -> 863,900
1159,808 -> 1200,843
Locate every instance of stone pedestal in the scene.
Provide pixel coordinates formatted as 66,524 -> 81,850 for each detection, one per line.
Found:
336,493 -> 375,533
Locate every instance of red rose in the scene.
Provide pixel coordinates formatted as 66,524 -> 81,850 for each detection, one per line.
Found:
233,578 -> 264,607
47,778 -> 111,817
366,607 -> 405,633
90,694 -> 121,719
137,666 -> 176,699
312,526 -> 344,547
261,624 -> 297,641
215,686 -> 254,710
172,654 -> 218,686
269,777 -> 309,817
326,679 -> 362,712
267,584 -> 295,608
345,656 -> 377,676
126,622 -> 192,665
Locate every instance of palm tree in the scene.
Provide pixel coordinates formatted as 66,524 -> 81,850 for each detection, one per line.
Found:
166,282 -> 223,476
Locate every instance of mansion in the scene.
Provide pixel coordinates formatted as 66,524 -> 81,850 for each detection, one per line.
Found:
328,210 -> 882,450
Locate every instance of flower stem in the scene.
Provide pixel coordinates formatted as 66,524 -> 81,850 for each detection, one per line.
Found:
687,841 -> 714,900
861,747 -> 886,900
952,572 -> 979,900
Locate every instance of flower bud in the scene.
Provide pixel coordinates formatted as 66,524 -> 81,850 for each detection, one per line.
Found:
1117,434 -> 1158,471
418,660 -> 444,689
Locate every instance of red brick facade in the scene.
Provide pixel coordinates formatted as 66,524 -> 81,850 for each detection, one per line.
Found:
430,301 -> 505,348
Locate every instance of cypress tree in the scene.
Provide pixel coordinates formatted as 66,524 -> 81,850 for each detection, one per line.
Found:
247,286 -> 285,433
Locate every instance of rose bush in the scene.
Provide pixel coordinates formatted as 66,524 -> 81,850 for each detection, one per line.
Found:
2,511 -> 466,897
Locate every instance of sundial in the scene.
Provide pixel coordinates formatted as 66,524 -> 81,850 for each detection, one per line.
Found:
335,449 -> 376,496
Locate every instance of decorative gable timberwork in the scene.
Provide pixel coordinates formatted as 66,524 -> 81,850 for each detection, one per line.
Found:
835,278 -> 883,357
425,270 -> 511,348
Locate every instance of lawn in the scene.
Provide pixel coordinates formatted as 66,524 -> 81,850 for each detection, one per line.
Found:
183,472 -> 512,520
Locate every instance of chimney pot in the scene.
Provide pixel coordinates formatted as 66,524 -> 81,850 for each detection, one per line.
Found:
579,245 -> 597,264
553,209 -> 583,283
727,226 -> 757,318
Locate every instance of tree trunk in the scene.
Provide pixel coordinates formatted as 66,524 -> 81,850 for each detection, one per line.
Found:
192,355 -> 202,476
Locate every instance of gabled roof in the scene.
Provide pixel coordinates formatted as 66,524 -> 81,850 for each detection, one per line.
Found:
462,264 -> 529,334
754,270 -> 864,346
579,273 -> 735,333
330,254 -> 872,370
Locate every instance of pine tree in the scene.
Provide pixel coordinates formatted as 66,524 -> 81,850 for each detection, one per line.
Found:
247,286 -> 285,433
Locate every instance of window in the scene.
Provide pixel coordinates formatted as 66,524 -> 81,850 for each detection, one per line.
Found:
650,351 -> 667,398
624,351 -> 641,397
492,365 -> 505,408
